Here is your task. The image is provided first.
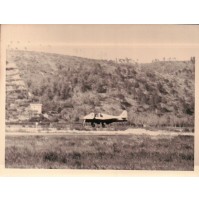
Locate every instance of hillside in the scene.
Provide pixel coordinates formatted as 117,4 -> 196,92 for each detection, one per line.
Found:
6,49 -> 195,127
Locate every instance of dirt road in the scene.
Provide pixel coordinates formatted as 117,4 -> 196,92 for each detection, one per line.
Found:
5,128 -> 194,137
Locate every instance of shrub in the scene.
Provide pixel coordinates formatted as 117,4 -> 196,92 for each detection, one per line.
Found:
43,152 -> 58,162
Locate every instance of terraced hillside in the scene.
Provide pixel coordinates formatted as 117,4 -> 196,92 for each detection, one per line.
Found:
6,49 -> 195,127
6,62 -> 31,122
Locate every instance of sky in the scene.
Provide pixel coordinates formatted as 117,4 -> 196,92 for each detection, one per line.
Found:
2,25 -> 199,62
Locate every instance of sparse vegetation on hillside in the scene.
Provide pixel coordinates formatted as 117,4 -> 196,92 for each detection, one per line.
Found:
6,50 -> 195,127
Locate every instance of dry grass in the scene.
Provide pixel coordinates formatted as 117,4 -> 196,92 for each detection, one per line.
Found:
5,134 -> 194,170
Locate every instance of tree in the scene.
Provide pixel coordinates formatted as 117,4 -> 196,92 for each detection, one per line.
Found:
47,88 -> 53,100
60,85 -> 71,99
27,80 -> 32,88
190,57 -> 195,64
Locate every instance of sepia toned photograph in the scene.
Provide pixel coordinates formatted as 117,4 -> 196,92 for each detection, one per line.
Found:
1,25 -> 198,171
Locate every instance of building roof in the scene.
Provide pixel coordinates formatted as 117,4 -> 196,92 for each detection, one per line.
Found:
30,103 -> 42,106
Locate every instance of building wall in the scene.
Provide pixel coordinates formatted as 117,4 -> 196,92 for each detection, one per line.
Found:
30,104 -> 42,114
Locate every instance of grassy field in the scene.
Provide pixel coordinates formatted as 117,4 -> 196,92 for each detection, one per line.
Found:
5,134 -> 194,170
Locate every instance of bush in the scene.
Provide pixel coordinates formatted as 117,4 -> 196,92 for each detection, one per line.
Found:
43,152 -> 58,162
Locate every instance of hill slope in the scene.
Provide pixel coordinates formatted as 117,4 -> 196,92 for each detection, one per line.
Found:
6,50 -> 195,127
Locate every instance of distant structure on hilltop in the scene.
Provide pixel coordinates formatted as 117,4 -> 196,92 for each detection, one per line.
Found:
6,62 -> 18,70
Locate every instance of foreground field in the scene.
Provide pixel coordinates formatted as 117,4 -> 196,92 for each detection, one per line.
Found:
5,134 -> 194,170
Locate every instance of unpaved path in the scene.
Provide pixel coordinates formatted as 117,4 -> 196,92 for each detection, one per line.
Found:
6,128 -> 194,137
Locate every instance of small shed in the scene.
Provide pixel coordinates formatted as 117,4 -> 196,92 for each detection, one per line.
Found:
30,103 -> 42,114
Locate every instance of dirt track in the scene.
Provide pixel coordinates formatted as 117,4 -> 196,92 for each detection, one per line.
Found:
6,128 -> 194,137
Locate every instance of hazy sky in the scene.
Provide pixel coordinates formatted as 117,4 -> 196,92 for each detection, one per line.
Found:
2,25 -> 199,62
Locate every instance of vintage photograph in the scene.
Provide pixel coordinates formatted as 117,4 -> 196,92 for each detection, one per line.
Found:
2,25 -> 197,170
